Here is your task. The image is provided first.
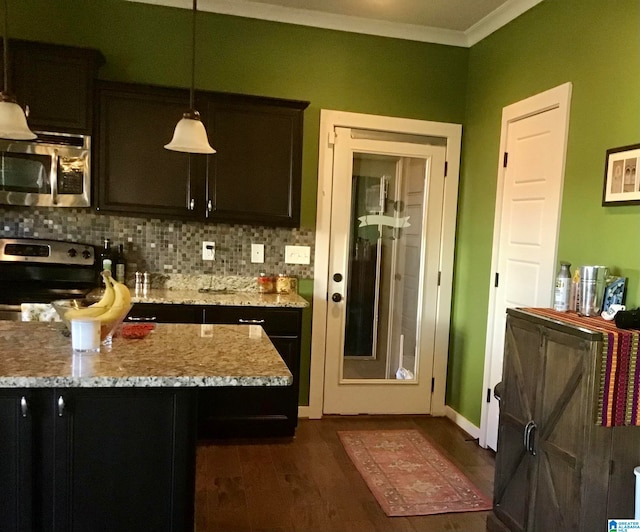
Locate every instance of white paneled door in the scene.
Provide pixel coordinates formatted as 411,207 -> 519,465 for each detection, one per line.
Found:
482,83 -> 572,451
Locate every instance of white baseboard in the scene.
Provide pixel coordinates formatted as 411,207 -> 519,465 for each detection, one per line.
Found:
297,405 -> 481,440
445,406 -> 481,440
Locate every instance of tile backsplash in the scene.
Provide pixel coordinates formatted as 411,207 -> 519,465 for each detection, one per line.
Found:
1,208 -> 315,281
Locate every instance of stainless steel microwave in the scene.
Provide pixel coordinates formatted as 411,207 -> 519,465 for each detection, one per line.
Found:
0,131 -> 91,207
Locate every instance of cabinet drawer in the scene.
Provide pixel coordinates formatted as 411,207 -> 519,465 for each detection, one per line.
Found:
202,306 -> 300,336
129,303 -> 202,324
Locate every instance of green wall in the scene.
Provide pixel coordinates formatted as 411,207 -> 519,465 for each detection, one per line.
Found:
449,0 -> 640,424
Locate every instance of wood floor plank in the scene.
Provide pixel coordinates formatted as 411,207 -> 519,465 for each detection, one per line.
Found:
195,415 -> 495,532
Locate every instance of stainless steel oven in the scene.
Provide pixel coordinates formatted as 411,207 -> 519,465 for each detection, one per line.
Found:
0,238 -> 99,320
0,131 -> 91,207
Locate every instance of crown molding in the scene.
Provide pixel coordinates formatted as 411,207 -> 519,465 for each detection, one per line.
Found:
465,0 -> 544,46
128,0 -> 543,48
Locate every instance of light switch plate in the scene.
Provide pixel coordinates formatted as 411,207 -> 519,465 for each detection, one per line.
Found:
202,241 -> 215,261
251,243 -> 265,263
285,245 -> 311,265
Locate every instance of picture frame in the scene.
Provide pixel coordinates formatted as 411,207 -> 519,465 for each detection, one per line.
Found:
602,276 -> 627,313
602,143 -> 640,206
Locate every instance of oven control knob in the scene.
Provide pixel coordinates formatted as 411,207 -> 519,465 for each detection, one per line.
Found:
81,250 -> 91,260
67,248 -> 77,257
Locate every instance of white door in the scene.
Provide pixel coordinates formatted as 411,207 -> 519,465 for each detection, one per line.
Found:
481,83 -> 572,450
322,127 -> 446,414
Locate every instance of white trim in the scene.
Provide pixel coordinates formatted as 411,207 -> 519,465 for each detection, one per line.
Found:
310,109 -> 461,420
465,0 -> 544,46
479,82 -> 573,449
298,405 -> 312,419
445,406 -> 481,441
128,0 -> 541,47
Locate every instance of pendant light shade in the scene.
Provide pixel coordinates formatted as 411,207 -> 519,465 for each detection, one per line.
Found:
0,95 -> 36,140
165,110 -> 215,154
0,0 -> 36,140
165,0 -> 214,154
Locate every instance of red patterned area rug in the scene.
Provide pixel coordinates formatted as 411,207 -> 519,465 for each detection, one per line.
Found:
338,429 -> 492,517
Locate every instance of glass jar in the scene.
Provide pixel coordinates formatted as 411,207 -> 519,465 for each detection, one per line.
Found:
257,273 -> 274,294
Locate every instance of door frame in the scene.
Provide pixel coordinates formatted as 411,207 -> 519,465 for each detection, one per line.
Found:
479,82 -> 572,448
308,110 -> 462,419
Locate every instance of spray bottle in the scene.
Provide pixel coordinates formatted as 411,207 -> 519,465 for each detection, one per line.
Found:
553,262 -> 571,312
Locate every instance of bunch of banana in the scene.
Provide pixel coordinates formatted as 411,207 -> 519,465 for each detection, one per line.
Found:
63,271 -> 132,327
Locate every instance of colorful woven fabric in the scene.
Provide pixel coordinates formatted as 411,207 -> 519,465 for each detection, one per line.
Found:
522,308 -> 640,427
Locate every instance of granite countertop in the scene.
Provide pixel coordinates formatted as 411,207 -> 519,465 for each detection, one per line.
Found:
0,321 -> 292,389
131,288 -> 308,308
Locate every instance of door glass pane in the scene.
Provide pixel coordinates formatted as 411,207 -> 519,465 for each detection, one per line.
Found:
343,152 -> 427,381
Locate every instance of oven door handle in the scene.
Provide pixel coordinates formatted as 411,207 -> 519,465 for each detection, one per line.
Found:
50,149 -> 59,205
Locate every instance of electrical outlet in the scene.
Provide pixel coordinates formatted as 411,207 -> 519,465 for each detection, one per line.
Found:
251,243 -> 265,263
202,241 -> 215,261
285,245 -> 311,265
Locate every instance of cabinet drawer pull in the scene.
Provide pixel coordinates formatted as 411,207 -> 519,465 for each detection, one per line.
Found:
57,396 -> 66,417
127,316 -> 157,322
189,198 -> 195,210
20,396 -> 28,418
238,318 -> 265,325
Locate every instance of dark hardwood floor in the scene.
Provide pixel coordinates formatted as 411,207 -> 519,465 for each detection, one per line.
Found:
195,416 -> 495,532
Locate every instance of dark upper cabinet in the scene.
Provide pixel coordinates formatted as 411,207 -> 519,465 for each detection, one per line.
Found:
7,40 -> 104,134
95,81 -> 201,219
200,94 -> 307,226
95,81 -> 309,226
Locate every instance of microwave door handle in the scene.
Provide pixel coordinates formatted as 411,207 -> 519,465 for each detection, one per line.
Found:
50,149 -> 59,205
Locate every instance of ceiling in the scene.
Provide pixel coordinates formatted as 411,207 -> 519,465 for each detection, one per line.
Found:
131,0 -> 544,47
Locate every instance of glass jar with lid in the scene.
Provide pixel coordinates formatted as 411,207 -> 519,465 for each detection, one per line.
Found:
257,272 -> 274,294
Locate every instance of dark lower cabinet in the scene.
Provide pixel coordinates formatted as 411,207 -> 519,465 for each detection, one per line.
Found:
129,303 -> 302,438
0,388 -> 196,532
487,309 -> 640,532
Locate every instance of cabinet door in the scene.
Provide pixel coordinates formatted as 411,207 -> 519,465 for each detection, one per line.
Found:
529,328 -> 595,531
95,81 -> 204,219
50,388 -> 195,532
0,390 -> 34,532
9,40 -> 103,133
201,94 -> 307,227
493,316 -> 540,532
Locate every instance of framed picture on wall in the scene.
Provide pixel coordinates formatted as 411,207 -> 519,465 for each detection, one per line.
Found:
602,143 -> 640,206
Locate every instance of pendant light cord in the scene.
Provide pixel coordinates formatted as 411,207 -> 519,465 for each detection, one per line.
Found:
190,0 -> 196,110
2,0 -> 8,94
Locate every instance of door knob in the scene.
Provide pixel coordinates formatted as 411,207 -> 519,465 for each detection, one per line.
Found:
331,293 -> 342,302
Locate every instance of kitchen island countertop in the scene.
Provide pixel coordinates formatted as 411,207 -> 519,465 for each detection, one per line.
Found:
0,321 -> 292,388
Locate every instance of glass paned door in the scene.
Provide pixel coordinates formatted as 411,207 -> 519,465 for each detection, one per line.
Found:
323,128 -> 446,415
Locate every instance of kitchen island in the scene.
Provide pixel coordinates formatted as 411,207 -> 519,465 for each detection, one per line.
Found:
128,287 -> 308,438
0,321 -> 291,532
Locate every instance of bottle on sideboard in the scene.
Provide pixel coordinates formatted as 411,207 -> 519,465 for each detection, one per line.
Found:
553,261 -> 571,312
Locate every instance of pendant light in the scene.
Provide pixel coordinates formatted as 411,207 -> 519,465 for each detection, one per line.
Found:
0,0 -> 36,140
165,0 -> 215,154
